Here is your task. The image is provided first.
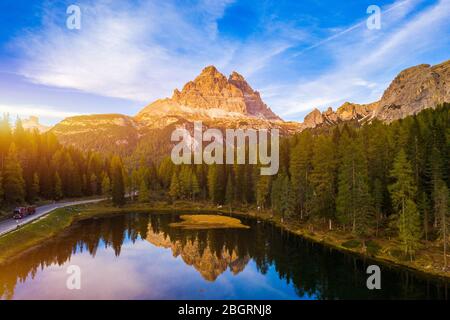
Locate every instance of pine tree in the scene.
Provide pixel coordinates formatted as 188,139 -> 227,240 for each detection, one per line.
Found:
225,173 -> 234,211
418,192 -> 431,241
0,172 -> 4,206
101,174 -> 111,199
131,169 -> 140,201
191,172 -> 201,201
271,172 -> 293,221
90,173 -> 98,195
434,180 -> 449,269
3,143 -> 25,203
256,175 -> 271,210
373,178 -> 384,237
336,135 -> 373,234
0,114 -> 12,169
138,180 -> 150,203
397,199 -> 422,261
207,165 -> 218,203
179,166 -> 192,199
158,157 -> 175,188
30,172 -> 40,203
14,118 -> 27,148
54,172 -> 63,200
309,136 -> 337,226
289,131 -> 313,219
389,149 -> 421,259
169,172 -> 180,200
110,156 -> 125,206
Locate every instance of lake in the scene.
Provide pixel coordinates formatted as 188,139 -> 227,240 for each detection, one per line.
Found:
0,212 -> 448,300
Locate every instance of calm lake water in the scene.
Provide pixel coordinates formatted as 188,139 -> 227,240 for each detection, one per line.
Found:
0,212 -> 449,300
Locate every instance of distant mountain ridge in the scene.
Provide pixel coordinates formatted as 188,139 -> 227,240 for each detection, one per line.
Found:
50,59 -> 450,156
302,60 -> 450,128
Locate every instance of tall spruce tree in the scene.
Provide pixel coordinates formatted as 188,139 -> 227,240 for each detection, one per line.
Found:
54,172 -> 63,200
169,172 -> 180,200
289,131 -> 313,219
191,172 -> 201,201
138,180 -> 150,203
309,136 -> 337,226
0,172 -> 4,206
110,156 -> 125,206
389,149 -> 421,259
101,174 -> 111,199
256,175 -> 271,210
3,143 -> 25,203
434,180 -> 449,269
336,134 -> 373,234
30,172 -> 40,203
225,173 -> 234,211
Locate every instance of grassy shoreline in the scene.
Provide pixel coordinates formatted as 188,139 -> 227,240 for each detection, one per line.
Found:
0,200 -> 449,281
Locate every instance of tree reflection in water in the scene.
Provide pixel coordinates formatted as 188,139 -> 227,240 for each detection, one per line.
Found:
0,213 -> 448,300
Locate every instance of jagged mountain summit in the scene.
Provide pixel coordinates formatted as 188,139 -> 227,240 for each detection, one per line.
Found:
136,65 -> 281,127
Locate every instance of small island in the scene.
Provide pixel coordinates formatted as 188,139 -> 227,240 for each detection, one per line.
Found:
169,215 -> 250,229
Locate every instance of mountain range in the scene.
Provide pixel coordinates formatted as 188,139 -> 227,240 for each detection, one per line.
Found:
48,59 -> 450,157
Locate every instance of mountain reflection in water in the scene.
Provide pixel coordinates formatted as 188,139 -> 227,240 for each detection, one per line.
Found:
0,213 -> 449,300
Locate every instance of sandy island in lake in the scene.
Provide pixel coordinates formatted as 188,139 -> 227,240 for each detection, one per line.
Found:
169,215 -> 250,229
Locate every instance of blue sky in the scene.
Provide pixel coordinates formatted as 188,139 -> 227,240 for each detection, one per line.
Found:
0,0 -> 449,125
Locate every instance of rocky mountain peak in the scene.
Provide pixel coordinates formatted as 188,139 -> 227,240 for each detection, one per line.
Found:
303,108 -> 324,128
137,65 -> 282,123
229,71 -> 246,82
374,60 -> 449,122
21,116 -> 50,133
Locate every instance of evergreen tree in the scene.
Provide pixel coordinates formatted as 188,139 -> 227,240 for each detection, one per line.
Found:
309,136 -> 337,226
389,149 -> 421,259
256,175 -> 271,210
191,172 -> 201,201
138,180 -> 150,203
336,135 -> 373,234
3,143 -> 25,203
0,172 -> 4,206
225,173 -> 234,211
30,172 -> 40,203
0,114 -> 12,168
14,118 -> 27,148
373,178 -> 384,237
54,172 -> 63,200
101,174 -> 111,199
289,131 -> 313,219
169,172 -> 181,200
271,172 -> 294,221
131,169 -> 140,201
434,180 -> 449,269
179,166 -> 192,199
90,173 -> 98,195
158,157 -> 175,188
207,165 -> 223,204
418,192 -> 431,241
110,156 -> 125,206
397,199 -> 422,261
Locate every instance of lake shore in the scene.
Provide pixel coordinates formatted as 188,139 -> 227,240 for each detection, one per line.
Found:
0,200 -> 449,281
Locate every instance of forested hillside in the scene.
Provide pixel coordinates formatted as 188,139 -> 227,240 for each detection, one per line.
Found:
0,116 -> 127,211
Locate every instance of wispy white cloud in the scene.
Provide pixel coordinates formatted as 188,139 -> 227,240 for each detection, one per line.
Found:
13,0 -> 295,104
0,104 -> 83,119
